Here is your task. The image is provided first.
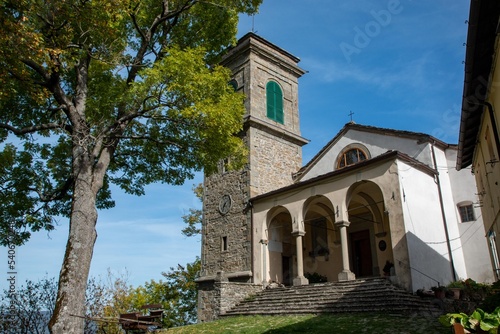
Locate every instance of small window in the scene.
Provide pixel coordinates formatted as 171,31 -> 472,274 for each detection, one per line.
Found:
222,236 -> 228,251
337,148 -> 368,169
458,203 -> 475,222
266,81 -> 284,124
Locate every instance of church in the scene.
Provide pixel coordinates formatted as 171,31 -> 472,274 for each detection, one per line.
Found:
196,32 -> 495,322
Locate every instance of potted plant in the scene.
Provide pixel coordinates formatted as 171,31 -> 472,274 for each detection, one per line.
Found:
432,285 -> 447,299
439,307 -> 500,333
448,280 -> 466,300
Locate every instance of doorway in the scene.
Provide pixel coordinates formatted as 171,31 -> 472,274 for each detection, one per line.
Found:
351,230 -> 373,277
282,256 -> 292,286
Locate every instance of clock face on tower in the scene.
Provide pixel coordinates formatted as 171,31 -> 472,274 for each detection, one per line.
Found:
219,194 -> 232,215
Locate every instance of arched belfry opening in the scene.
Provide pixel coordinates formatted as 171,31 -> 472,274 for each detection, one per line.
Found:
346,181 -> 393,278
266,208 -> 294,285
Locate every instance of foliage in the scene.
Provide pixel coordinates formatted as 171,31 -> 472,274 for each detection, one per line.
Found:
0,0 -> 260,246
304,272 -> 327,284
0,276 -> 111,334
161,314 -> 448,334
432,285 -> 447,292
160,257 -> 201,327
103,258 -> 201,329
0,277 -> 57,334
479,280 -> 500,313
181,183 -> 203,237
480,293 -> 500,314
461,279 -> 492,302
447,280 -> 466,289
0,258 -> 200,333
439,307 -> 500,334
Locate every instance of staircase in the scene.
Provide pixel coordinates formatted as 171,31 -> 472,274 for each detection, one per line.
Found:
222,278 -> 441,317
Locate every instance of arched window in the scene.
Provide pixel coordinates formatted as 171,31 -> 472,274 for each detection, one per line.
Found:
337,147 -> 368,169
228,79 -> 238,91
266,81 -> 284,124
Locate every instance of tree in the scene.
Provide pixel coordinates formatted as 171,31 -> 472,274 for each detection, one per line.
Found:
109,258 -> 201,329
160,257 -> 201,326
0,1 -> 261,332
0,277 -> 57,334
181,183 -> 203,237
0,276 -> 113,334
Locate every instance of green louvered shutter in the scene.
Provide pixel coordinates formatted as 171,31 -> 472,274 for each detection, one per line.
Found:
275,84 -> 283,124
266,81 -> 284,124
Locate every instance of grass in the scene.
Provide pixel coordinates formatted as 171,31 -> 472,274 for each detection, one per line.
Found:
160,313 -> 449,334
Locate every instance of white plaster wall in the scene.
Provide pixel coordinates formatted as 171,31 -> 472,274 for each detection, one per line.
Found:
445,148 -> 495,283
397,160 -> 455,291
431,146 -> 468,281
302,129 -> 433,180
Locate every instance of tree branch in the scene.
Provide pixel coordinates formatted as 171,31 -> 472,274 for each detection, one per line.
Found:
114,134 -> 184,148
0,122 -> 67,135
28,176 -> 74,203
21,59 -> 51,84
127,0 -> 197,84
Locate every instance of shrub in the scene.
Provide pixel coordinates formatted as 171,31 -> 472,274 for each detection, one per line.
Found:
304,272 -> 327,283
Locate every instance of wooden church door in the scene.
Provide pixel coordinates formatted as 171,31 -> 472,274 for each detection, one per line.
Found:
351,230 -> 373,277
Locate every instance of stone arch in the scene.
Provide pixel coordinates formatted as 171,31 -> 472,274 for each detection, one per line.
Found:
301,195 -> 343,282
346,180 -> 394,278
266,206 -> 294,285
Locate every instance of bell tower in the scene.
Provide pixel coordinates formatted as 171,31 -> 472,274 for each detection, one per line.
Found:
197,33 -> 308,322
221,33 -> 309,197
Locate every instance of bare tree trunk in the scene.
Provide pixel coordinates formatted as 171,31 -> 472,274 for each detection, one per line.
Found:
49,150 -> 99,334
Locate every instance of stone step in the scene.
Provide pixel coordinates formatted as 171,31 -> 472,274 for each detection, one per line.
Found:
222,278 -> 441,317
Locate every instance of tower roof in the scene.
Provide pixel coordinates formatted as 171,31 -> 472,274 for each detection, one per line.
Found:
221,32 -> 306,78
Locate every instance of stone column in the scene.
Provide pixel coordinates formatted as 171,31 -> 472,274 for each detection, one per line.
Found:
260,239 -> 268,285
292,231 -> 309,286
335,220 -> 356,281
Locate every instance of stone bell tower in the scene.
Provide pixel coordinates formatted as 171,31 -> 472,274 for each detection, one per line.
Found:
197,32 -> 308,322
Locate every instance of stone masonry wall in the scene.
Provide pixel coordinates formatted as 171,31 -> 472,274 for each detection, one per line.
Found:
201,169 -> 252,277
219,282 -> 263,315
197,278 -> 263,322
249,127 -> 302,196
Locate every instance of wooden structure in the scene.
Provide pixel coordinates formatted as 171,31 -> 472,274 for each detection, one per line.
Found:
119,304 -> 163,333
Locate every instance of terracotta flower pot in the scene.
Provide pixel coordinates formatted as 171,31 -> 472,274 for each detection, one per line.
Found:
449,288 -> 461,300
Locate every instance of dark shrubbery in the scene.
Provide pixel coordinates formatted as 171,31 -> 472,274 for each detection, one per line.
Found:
304,272 -> 328,283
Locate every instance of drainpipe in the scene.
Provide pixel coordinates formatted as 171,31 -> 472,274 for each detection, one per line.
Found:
245,200 -> 255,284
431,142 -> 458,282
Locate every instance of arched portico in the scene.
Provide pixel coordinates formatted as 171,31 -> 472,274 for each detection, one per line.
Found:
302,195 -> 342,282
346,181 -> 394,278
261,180 -> 395,286
263,205 -> 309,286
265,207 -> 295,285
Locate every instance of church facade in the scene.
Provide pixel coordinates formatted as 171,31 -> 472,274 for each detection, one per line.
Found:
196,33 -> 495,322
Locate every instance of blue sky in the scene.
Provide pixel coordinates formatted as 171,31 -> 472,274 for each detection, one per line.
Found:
2,0 -> 470,290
